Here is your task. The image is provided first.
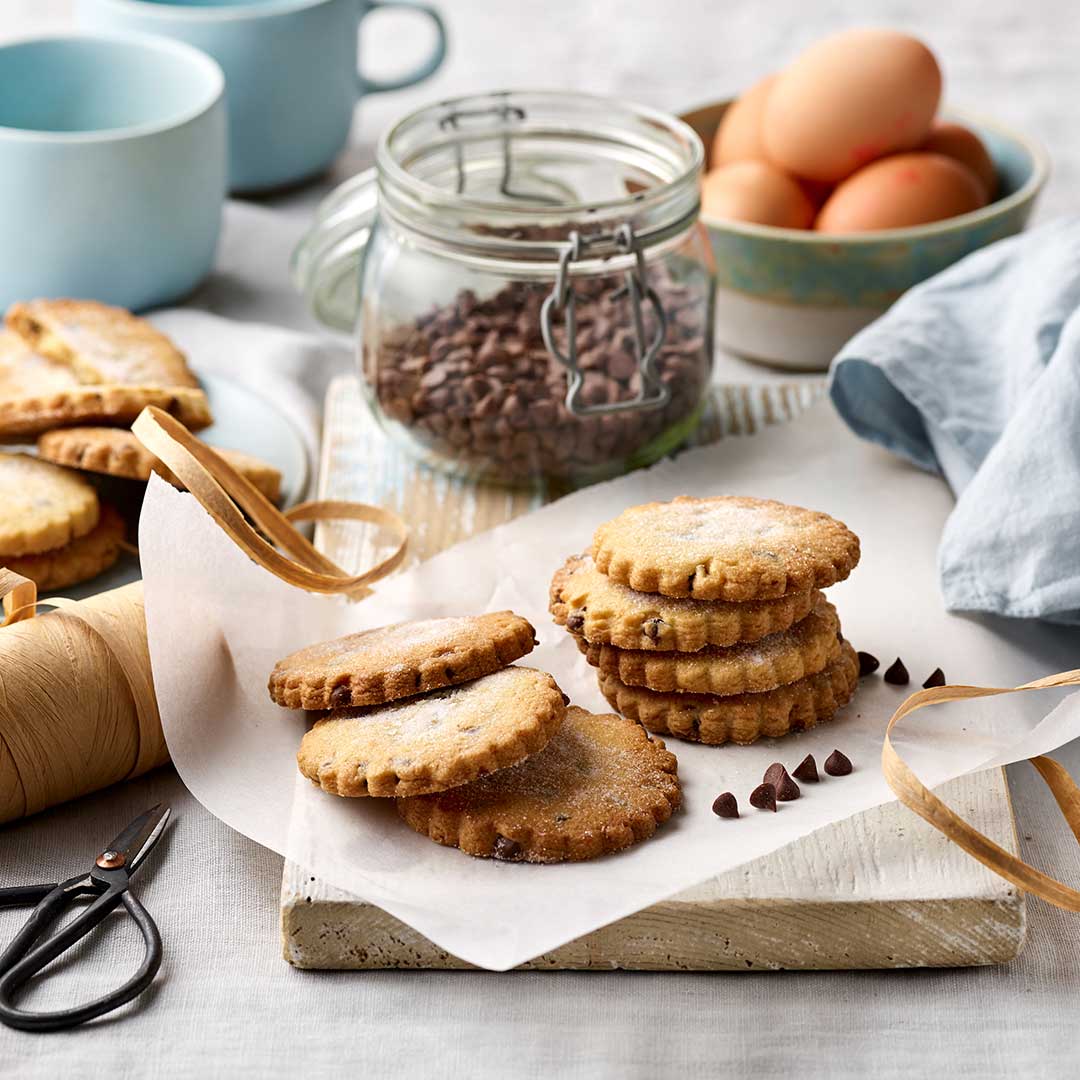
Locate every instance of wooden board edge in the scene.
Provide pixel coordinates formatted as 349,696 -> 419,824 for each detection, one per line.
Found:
280,890 -> 1024,973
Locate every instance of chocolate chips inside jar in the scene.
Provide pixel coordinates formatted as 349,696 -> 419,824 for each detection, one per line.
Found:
368,267 -> 712,485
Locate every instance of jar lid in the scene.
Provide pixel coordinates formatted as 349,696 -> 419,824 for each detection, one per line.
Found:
294,90 -> 705,332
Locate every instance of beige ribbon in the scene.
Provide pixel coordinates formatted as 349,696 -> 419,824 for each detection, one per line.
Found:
883,669 -> 1080,912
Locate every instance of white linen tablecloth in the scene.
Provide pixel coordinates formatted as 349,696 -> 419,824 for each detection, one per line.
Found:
3,2 -> 1080,1076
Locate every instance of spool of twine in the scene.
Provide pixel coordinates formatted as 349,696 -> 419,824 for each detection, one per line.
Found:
3,406 -> 1080,917
0,578 -> 161,825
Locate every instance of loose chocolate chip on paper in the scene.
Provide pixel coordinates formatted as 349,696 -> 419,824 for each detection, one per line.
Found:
883,657 -> 910,685
824,750 -> 853,777
492,836 -> 522,860
712,792 -> 739,819
761,762 -> 785,788
749,783 -> 778,812
792,754 -> 819,783
857,651 -> 880,676
922,667 -> 946,689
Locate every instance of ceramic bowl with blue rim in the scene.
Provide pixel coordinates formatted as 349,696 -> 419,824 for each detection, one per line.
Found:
681,100 -> 1050,371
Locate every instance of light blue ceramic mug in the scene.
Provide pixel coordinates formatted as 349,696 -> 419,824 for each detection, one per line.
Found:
0,33 -> 226,313
77,0 -> 448,193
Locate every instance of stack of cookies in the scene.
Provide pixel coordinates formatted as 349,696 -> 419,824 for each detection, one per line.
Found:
268,612 -> 681,863
0,454 -> 126,591
550,496 -> 862,745
0,299 -> 282,589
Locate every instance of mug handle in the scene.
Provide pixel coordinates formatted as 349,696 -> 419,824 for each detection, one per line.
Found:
291,168 -> 378,333
356,1 -> 447,96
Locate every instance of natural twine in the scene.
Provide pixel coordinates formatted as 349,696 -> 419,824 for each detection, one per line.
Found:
3,406 -> 1080,916
0,406 -> 407,825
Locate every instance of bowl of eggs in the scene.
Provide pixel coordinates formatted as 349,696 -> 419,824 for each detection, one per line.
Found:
681,28 -> 1049,371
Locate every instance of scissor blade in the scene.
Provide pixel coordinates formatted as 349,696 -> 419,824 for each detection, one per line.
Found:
103,804 -> 171,877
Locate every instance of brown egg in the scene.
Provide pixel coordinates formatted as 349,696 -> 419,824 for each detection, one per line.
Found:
922,121 -> 997,198
701,161 -> 815,229
712,75 -> 777,166
815,152 -> 987,233
764,29 -> 942,182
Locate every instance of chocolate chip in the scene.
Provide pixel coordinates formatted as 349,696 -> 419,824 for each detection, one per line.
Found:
329,683 -> 351,707
858,651 -> 880,676
749,783 -> 777,812
371,259 -> 709,483
763,763 -> 800,801
792,754 -> 819,783
565,612 -> 585,633
824,750 -> 853,776
883,657 -> 910,685
492,836 -> 522,860
922,667 -> 946,688
642,617 -> 664,641
712,792 -> 739,818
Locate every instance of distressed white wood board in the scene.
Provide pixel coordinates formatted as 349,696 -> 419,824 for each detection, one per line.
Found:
280,375 -> 1024,972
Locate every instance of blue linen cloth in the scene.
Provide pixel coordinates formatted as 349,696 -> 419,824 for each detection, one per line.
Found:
829,218 -> 1080,624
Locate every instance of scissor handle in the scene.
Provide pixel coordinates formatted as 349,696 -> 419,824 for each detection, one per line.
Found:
0,877 -> 163,1032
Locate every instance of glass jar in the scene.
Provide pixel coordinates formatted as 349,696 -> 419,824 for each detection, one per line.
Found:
294,90 -> 715,487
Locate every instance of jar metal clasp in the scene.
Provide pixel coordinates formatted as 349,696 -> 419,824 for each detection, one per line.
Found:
540,224 -> 672,417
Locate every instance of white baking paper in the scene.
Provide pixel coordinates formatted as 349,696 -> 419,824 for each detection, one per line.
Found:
139,401 -> 1080,970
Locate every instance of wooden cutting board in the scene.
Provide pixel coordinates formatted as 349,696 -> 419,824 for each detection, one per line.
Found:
280,375 -> 1024,971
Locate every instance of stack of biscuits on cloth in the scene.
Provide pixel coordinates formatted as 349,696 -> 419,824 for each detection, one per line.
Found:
268,612 -> 682,864
550,496 -> 862,746
0,299 -> 281,590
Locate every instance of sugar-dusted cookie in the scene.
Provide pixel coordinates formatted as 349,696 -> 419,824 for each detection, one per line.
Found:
3,504 -> 125,591
591,495 -> 860,601
297,666 -> 566,798
574,596 -> 841,695
0,452 -> 99,558
396,705 -> 681,863
550,553 -> 820,651
598,639 -> 859,745
7,300 -> 200,389
38,427 -> 282,503
0,330 -> 211,439
270,611 -> 539,710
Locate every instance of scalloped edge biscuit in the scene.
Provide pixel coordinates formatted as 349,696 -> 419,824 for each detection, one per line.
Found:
297,666 -> 567,798
395,705 -> 681,863
38,427 -> 281,503
573,597 -> 842,695
3,504 -> 125,591
7,299 -> 200,389
269,611 -> 539,710
591,495 -> 860,601
0,452 -> 100,557
598,640 -> 859,745
550,553 -> 820,651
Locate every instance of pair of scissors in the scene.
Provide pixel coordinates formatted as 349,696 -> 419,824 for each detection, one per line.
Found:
0,803 -> 170,1032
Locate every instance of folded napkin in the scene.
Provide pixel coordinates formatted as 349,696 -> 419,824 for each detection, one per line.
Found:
829,218 -> 1080,624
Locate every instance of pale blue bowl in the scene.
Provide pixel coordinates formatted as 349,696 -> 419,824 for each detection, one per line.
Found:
682,101 -> 1050,370
0,33 -> 226,313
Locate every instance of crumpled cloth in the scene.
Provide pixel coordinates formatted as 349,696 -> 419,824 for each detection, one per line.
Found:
829,218 -> 1080,624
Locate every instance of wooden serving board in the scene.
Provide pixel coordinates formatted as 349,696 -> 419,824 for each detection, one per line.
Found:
280,375 -> 1024,972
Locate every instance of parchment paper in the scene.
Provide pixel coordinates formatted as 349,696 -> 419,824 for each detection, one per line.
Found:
139,401 -> 1080,970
